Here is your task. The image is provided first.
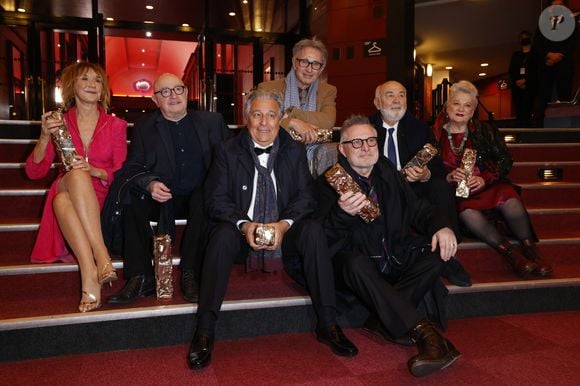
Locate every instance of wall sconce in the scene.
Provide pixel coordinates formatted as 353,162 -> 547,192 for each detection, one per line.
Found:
426,63 -> 433,77
413,49 -> 416,61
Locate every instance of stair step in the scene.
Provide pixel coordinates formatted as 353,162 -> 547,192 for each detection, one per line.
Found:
519,182 -> 580,207
0,163 -> 57,188
510,161 -> 580,183
508,143 -> 580,162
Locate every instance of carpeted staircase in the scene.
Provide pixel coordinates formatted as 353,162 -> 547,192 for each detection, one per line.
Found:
1,120 -> 579,362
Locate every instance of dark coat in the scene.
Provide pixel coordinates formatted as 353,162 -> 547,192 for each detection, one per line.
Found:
204,128 -> 316,225
369,111 -> 447,179
314,155 -> 450,274
102,109 -> 229,253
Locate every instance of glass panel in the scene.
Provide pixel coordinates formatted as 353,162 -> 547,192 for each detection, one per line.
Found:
263,44 -> 285,81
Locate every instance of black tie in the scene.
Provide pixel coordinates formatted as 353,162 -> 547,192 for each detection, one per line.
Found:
254,146 -> 272,156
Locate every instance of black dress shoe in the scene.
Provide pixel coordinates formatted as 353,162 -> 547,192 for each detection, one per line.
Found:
362,314 -> 413,346
316,324 -> 358,357
181,269 -> 199,303
188,333 -> 214,370
107,275 -> 155,304
441,257 -> 472,287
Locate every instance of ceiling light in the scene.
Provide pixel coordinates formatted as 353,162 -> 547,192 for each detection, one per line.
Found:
182,23 -> 190,27
413,49 -> 416,61
480,63 -> 489,67
141,49 -> 146,53
141,63 -> 145,67
479,72 -> 487,76
146,5 -> 154,10
146,31 -> 152,37
256,28 -> 263,32
426,63 -> 433,77
229,12 -> 236,16
106,17 -> 114,21
144,21 -> 154,24
445,66 -> 453,70
243,0 -> 248,3
17,8 -> 25,12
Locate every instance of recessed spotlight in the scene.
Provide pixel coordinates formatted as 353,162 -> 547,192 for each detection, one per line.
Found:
106,17 -> 114,21
479,72 -> 487,76
141,63 -> 145,67
17,8 -> 25,12
182,23 -> 190,27
57,43 -> 61,47
145,31 -> 152,37
243,0 -> 248,4
256,28 -> 263,32
229,12 -> 236,16
445,66 -> 453,70
426,63 -> 433,77
146,5 -> 154,10
141,49 -> 146,53
480,63 -> 489,67
144,21 -> 154,24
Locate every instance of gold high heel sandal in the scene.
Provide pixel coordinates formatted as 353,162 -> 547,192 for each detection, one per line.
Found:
79,290 -> 102,313
98,259 -> 118,286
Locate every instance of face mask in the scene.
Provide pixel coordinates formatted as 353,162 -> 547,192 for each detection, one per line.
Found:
520,38 -> 531,45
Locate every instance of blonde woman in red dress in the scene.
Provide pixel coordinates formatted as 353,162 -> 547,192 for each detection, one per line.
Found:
26,62 -> 127,312
432,80 -> 552,278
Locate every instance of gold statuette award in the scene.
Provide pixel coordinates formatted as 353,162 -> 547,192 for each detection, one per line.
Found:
254,224 -> 276,246
324,163 -> 381,223
153,234 -> 173,299
401,143 -> 438,177
456,148 -> 477,198
50,109 -> 78,171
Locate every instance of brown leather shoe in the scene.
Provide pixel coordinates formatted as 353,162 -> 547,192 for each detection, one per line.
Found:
408,320 -> 460,377
520,240 -> 553,276
496,241 -> 537,277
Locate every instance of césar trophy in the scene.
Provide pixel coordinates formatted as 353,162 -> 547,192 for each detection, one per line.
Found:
50,108 -> 78,171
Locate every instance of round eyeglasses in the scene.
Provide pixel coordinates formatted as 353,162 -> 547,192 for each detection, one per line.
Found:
341,137 -> 378,149
295,58 -> 324,71
154,85 -> 186,98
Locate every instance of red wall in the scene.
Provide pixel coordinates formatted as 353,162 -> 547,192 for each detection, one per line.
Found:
324,0 -> 388,124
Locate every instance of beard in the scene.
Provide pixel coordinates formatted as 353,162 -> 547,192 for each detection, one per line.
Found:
380,106 -> 406,123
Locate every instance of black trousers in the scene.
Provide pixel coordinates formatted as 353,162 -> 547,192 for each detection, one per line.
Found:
334,249 -> 444,338
122,188 -> 206,278
196,219 -> 336,333
412,177 -> 462,243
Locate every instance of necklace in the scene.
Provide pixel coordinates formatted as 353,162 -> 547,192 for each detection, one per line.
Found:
445,125 -> 468,155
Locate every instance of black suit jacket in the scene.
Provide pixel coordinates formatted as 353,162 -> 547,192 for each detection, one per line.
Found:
125,109 -> 230,192
315,156 -> 450,269
369,111 -> 447,179
204,129 -> 316,226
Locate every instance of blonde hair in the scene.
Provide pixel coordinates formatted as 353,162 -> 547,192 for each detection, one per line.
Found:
449,80 -> 479,107
60,62 -> 110,111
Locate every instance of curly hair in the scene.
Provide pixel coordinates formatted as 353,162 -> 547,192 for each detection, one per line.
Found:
59,62 -> 110,111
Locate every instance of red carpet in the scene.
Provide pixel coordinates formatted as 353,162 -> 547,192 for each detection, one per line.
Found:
2,311 -> 580,385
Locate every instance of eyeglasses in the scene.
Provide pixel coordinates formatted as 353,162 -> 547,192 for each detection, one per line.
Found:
341,137 -> 378,149
154,85 -> 186,98
295,58 -> 324,70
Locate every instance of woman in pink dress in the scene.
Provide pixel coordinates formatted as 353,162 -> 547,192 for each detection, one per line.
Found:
432,80 -> 552,278
25,62 -> 127,312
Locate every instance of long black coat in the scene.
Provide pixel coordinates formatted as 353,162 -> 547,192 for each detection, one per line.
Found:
204,128 -> 316,225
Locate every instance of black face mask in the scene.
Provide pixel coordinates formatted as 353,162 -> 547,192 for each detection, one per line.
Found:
520,38 -> 531,46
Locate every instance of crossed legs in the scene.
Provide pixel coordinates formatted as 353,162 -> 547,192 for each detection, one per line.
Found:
53,169 -> 113,311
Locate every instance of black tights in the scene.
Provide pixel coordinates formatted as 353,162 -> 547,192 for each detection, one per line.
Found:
459,198 -> 533,248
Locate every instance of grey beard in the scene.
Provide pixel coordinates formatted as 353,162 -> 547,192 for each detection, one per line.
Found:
380,108 -> 406,123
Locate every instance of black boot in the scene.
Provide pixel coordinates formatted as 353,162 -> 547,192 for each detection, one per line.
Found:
495,241 -> 537,277
520,240 -> 553,276
188,332 -> 214,370
408,320 -> 460,377
107,275 -> 155,304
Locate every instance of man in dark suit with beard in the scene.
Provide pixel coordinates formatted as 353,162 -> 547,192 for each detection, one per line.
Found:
369,80 -> 471,288
187,89 -> 358,370
106,73 -> 229,305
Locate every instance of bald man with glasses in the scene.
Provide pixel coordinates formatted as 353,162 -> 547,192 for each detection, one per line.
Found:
257,37 -> 336,145
105,73 -> 229,305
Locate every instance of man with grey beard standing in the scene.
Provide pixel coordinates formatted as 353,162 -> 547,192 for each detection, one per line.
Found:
369,81 -> 471,292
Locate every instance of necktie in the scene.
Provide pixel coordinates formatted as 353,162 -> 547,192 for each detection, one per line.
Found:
387,128 -> 397,167
254,146 -> 272,156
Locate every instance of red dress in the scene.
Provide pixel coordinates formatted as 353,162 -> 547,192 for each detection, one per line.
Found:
441,132 -> 518,213
25,105 -> 127,263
